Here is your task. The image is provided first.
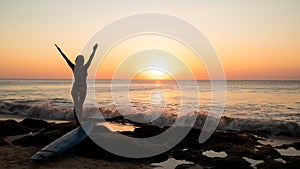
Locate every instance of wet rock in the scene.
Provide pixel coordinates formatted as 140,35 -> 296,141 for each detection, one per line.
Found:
71,125 -> 170,163
4,118 -> 297,166
0,138 -> 9,146
169,128 -> 267,161
0,120 -> 30,136
258,156 -> 300,169
215,143 -> 254,157
106,116 -> 126,123
276,141 -> 300,150
12,123 -> 76,147
106,115 -> 143,126
175,164 -> 203,169
69,126 -> 118,160
291,141 -> 300,150
171,148 -> 203,162
20,118 -> 50,130
253,145 -> 281,159
195,130 -> 258,158
210,156 -> 252,169
208,130 -> 258,145
283,156 -> 300,169
173,149 -> 251,168
71,136 -> 118,160
132,125 -> 165,138
256,158 -> 285,169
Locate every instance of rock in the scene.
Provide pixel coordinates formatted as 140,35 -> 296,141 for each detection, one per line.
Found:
12,129 -> 62,147
69,126 -> 119,160
0,138 -> 9,146
12,123 -> 76,147
71,136 -> 112,159
71,125 -> 170,163
171,148 -> 203,163
258,156 -> 300,169
276,141 -> 300,150
208,130 -> 258,145
0,120 -> 31,136
253,145 -> 281,159
132,125 -> 165,138
106,115 -> 142,126
256,158 -> 285,169
106,116 -> 125,123
175,164 -> 203,169
20,118 -> 50,130
216,143 -> 254,157
4,118 -> 297,167
210,156 -> 252,169
291,142 -> 300,150
284,156 -> 300,169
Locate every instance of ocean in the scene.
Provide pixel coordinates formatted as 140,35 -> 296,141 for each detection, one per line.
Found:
0,79 -> 300,135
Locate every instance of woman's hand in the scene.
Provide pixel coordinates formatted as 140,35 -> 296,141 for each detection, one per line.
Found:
93,43 -> 98,51
55,44 -> 60,49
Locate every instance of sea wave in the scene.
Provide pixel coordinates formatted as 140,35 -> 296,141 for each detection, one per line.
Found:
0,101 -> 74,120
0,101 -> 299,138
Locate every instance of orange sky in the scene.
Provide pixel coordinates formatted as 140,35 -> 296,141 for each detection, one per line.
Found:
96,35 -> 208,80
0,0 -> 299,80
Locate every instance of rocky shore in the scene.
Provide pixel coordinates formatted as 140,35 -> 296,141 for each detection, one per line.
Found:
0,117 -> 300,169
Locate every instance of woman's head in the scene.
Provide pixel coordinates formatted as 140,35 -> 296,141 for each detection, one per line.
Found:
75,55 -> 84,66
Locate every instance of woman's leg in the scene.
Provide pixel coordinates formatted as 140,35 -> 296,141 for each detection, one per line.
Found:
71,86 -> 80,124
77,87 -> 87,119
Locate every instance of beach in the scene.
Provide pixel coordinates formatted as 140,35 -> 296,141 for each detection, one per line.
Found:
0,80 -> 300,168
0,117 -> 153,169
0,116 -> 300,169
0,145 -> 152,169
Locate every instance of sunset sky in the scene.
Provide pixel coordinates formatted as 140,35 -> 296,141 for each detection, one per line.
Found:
0,0 -> 299,80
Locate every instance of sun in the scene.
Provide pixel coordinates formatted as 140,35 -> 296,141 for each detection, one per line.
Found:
149,69 -> 164,76
145,68 -> 171,80
134,68 -> 171,80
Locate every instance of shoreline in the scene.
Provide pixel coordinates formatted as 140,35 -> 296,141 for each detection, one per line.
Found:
1,102 -> 300,140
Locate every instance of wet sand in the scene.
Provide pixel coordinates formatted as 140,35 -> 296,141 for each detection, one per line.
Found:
0,145 -> 151,169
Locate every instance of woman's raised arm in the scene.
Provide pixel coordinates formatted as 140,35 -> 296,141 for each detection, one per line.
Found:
84,43 -> 98,69
55,44 -> 75,70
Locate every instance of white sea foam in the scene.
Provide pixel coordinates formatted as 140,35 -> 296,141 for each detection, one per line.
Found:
1,80 -> 300,137
1,101 -> 300,138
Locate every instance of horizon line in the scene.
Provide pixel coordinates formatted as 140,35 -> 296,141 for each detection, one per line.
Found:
0,78 -> 300,81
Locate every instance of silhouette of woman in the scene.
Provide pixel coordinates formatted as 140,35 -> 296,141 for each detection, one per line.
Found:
55,43 -> 98,124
